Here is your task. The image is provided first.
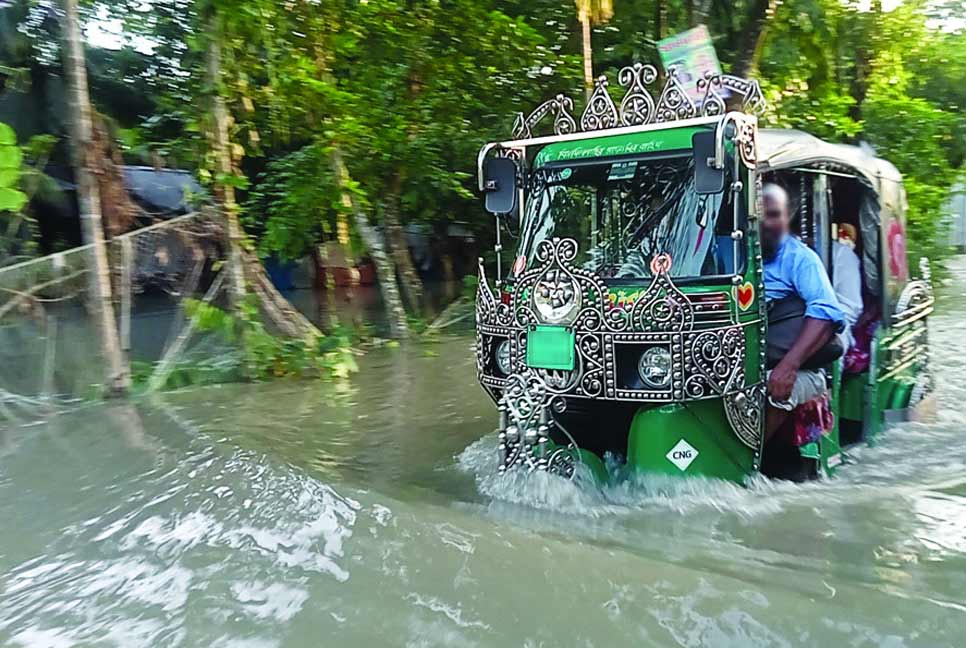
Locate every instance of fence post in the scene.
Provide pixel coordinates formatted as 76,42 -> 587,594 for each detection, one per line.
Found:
119,236 -> 133,367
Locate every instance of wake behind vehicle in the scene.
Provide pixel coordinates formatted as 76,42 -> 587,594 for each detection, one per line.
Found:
475,66 -> 935,484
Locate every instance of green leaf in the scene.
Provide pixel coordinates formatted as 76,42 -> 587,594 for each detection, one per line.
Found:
0,187 -> 28,213
216,172 -> 250,190
0,123 -> 15,147
0,169 -> 18,189
0,145 -> 22,170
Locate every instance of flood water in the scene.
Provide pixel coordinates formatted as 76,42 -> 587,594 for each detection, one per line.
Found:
3,267 -> 966,647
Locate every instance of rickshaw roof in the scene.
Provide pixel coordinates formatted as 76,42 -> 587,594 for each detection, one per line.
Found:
757,128 -> 903,189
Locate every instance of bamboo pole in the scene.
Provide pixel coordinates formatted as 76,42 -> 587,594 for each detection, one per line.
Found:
41,314 -> 57,399
119,236 -> 133,366
61,0 -> 129,395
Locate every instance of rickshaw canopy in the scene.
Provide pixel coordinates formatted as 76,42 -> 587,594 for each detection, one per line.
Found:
757,128 -> 903,188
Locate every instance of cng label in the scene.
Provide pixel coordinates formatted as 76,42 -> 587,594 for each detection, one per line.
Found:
666,439 -> 699,472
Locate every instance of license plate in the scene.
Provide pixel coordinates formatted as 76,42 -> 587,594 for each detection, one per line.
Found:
526,326 -> 575,371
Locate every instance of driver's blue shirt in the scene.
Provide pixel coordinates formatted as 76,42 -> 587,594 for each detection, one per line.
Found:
763,235 -> 845,330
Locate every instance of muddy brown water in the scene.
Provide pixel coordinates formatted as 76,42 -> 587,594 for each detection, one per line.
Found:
3,264 -> 966,647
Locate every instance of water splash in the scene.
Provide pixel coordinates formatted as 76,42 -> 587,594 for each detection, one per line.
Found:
457,435 -> 790,518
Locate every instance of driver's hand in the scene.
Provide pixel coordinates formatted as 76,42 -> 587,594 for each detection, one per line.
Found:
768,364 -> 797,403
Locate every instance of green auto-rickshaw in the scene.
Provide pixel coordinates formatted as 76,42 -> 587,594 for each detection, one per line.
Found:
475,66 -> 934,483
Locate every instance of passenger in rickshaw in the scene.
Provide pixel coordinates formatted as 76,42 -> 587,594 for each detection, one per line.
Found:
831,220 -> 884,374
760,184 -> 845,439
832,222 -> 863,349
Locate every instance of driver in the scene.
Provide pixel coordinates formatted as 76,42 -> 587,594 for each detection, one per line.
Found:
761,184 -> 845,439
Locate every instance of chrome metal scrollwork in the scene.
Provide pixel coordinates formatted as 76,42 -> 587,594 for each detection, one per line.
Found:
477,238 -> 749,399
683,327 -> 745,399
508,64 -> 766,138
628,255 -> 696,333
655,67 -> 697,123
476,258 -> 500,323
512,94 -> 578,139
894,258 -> 934,327
477,238 -> 761,451
735,117 -> 758,169
581,76 -> 620,132
723,384 -> 765,449
719,75 -> 766,115
479,238 -> 736,337
576,333 -> 606,397
697,72 -> 727,117
883,256 -> 934,388
698,73 -> 766,119
496,371 -> 581,480
618,63 -> 658,126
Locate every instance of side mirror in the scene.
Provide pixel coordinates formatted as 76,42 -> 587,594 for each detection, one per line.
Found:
483,157 -> 519,215
692,131 -> 725,195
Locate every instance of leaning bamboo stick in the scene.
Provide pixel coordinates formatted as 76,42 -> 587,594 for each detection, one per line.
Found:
147,270 -> 225,392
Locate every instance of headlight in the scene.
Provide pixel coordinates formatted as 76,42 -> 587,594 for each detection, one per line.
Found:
533,269 -> 580,324
495,339 -> 512,375
638,347 -> 672,389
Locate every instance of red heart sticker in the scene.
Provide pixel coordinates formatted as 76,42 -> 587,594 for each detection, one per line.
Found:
736,282 -> 755,311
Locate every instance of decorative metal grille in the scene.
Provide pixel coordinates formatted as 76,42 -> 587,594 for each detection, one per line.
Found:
511,67 -> 765,139
476,238 -> 764,449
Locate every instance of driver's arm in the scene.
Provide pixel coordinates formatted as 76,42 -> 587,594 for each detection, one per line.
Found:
768,249 -> 844,401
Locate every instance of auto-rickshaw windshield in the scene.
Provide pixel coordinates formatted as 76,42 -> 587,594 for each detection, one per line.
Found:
513,154 -> 742,280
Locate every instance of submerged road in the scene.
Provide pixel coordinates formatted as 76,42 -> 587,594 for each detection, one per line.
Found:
2,260 -> 966,646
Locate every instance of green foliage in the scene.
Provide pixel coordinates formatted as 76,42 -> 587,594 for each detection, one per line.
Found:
759,0 -> 964,259
461,274 -> 480,302
98,0 -> 966,271
244,142 -> 345,261
0,122 -> 27,213
182,295 -> 359,382
130,357 -> 242,391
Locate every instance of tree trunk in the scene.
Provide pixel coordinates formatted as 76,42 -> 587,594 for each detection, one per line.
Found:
655,0 -> 666,39
580,15 -> 593,99
330,148 -> 409,339
384,172 -> 423,314
733,0 -> 777,78
91,114 -> 140,236
204,11 -> 320,342
62,0 -> 129,396
692,0 -> 709,26
205,13 -> 247,306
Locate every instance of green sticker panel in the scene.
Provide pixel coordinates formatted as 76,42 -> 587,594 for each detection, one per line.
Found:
534,126 -> 709,166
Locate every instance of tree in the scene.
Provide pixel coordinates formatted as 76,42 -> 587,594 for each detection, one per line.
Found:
733,0 -> 778,77
756,0 -> 964,258
227,0 -> 550,329
61,0 -> 129,395
574,0 -> 614,97
201,1 -> 322,342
